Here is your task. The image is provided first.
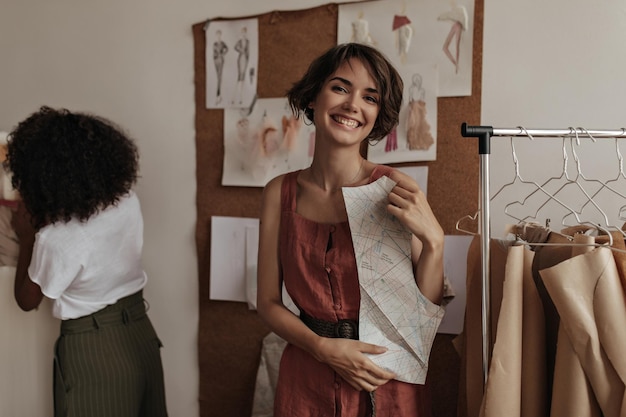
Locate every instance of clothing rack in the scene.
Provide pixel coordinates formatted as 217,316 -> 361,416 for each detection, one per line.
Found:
460,123 -> 626,384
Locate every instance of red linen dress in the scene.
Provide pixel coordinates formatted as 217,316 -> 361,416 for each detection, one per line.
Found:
274,166 -> 432,417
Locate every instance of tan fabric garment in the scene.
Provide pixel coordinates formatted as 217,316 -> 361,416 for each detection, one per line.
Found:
479,243 -> 548,417
597,230 -> 626,295
458,226 -> 626,417
540,234 -> 626,417
455,237 -> 509,417
454,236 -> 521,417
479,244 -> 524,417
549,325 -> 601,417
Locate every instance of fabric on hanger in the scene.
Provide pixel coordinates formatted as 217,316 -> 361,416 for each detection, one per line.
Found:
549,325 -> 602,417
540,234 -> 626,417
458,233 -> 550,417
478,244 -> 548,417
596,230 -> 626,289
461,222 -> 626,417
479,244 -> 525,417
454,236 -> 513,417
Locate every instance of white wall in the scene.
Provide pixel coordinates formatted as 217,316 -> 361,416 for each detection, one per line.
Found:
482,0 -> 626,235
0,1 -> 359,416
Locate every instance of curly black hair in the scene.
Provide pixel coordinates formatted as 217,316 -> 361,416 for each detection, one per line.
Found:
287,42 -> 404,143
6,106 -> 139,228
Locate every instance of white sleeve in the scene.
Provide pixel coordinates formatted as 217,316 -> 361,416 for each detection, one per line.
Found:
28,230 -> 82,300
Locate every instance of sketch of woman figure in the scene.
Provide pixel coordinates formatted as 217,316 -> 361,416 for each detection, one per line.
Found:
213,30 -> 228,105
392,1 -> 413,64
233,26 -> 250,105
351,11 -> 375,46
406,73 -> 434,151
438,0 -> 469,74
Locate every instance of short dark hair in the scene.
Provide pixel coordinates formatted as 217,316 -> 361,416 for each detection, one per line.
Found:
6,106 -> 139,228
287,43 -> 403,143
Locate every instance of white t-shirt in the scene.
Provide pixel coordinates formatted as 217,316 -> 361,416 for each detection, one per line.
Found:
29,191 -> 148,319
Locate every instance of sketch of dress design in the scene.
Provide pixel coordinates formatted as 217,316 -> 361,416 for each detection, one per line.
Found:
281,115 -> 301,152
385,128 -> 398,152
212,30 -> 228,104
406,74 -> 434,151
258,113 -> 282,158
392,15 -> 413,64
233,27 -> 250,104
438,2 -> 469,74
351,12 -> 375,46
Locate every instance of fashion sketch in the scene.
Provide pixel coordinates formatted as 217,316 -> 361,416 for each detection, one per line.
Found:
392,1 -> 413,64
212,30 -> 228,105
366,63 -> 438,163
233,26 -> 250,105
384,128 -> 398,152
438,1 -> 469,74
406,73 -> 434,150
222,98 -> 313,187
337,0 -> 475,97
205,18 -> 258,109
351,11 -> 376,46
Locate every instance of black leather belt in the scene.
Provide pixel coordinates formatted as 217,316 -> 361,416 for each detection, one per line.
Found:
300,310 -> 376,416
300,310 -> 359,340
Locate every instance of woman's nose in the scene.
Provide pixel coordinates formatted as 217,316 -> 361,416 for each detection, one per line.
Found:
342,95 -> 358,112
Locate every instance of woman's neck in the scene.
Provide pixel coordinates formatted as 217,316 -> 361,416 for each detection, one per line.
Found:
308,156 -> 367,192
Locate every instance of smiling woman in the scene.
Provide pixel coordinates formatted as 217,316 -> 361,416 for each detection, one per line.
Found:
255,43 -> 446,417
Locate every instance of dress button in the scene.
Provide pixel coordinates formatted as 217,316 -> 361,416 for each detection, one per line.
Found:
325,266 -> 331,274
334,382 -> 340,389
330,225 -> 336,233
333,304 -> 341,310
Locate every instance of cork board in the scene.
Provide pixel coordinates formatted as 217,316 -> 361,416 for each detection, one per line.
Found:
193,2 -> 483,416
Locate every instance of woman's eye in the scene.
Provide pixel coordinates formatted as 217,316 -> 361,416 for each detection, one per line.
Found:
365,96 -> 379,104
332,85 -> 347,93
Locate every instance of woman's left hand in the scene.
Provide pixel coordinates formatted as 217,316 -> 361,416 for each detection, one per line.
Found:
11,201 -> 36,243
386,171 -> 443,245
386,170 -> 445,303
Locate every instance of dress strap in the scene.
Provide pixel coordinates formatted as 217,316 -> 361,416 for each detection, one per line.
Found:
280,170 -> 301,212
369,164 -> 394,182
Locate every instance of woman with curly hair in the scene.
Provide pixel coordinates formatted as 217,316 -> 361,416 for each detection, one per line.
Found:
7,106 -> 168,417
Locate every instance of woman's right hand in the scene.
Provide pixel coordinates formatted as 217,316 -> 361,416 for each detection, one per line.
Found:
315,337 -> 397,392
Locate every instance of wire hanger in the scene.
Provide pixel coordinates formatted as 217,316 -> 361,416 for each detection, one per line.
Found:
499,127 -> 614,247
504,133 -> 571,224
455,211 -> 479,235
576,134 -> 626,221
454,128 -> 610,244
559,128 -> 626,238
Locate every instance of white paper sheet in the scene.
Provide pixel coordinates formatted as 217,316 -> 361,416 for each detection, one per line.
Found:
209,216 -> 259,302
342,176 -> 444,384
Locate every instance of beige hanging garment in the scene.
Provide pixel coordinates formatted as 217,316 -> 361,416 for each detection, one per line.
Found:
478,239 -> 549,417
531,232 -> 583,412
550,325 -> 601,417
597,230 -> 626,294
519,248 -> 549,417
479,244 -> 525,417
540,234 -> 626,417
455,236 -> 509,417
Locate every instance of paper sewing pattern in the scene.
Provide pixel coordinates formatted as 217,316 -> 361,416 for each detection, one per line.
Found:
342,176 -> 444,384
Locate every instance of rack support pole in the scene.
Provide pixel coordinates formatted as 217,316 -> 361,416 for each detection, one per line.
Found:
461,123 -> 492,384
